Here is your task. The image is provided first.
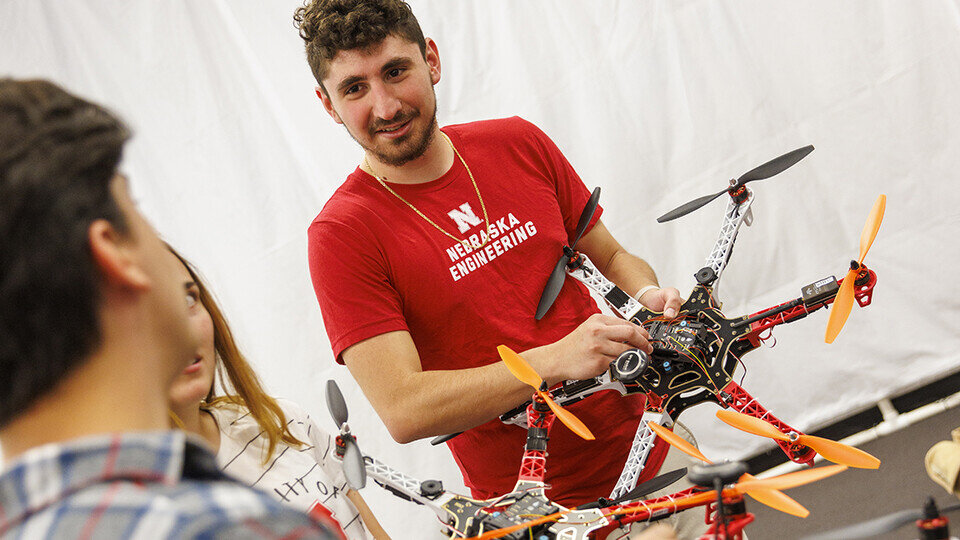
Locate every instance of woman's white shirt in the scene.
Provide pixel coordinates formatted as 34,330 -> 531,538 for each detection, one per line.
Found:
207,399 -> 373,539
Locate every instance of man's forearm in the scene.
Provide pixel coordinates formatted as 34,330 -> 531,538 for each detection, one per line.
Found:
602,249 -> 660,299
344,334 -> 564,443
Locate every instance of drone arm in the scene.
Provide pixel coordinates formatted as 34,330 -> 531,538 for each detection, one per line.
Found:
499,369 -> 637,428
364,455 -> 489,535
603,487 -> 704,527
567,253 -> 649,320
576,221 -> 663,300
517,401 -> 556,484
718,381 -> 816,465
737,268 -> 877,340
702,188 -> 754,287
609,410 -> 674,500
364,456 -> 448,508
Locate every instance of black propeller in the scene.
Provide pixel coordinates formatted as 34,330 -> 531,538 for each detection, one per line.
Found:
657,145 -> 814,223
801,497 -> 960,539
535,187 -> 601,320
578,467 -> 688,510
325,380 -> 367,489
430,432 -> 462,445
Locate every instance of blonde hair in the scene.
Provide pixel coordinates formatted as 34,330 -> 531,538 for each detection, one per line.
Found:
169,246 -> 305,461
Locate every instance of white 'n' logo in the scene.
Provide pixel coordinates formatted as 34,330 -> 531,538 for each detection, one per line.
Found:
447,202 -> 482,233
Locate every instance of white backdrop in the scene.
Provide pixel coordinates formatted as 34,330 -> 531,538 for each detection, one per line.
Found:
3,1 -> 960,536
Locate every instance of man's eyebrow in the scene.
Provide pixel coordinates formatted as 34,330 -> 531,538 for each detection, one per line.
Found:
336,75 -> 364,94
381,57 -> 411,72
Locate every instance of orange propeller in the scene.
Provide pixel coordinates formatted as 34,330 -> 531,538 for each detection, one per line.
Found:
647,421 -> 811,517
734,464 -> 848,492
498,345 -> 594,440
716,410 -> 880,469
647,420 -> 711,463
825,194 -> 885,343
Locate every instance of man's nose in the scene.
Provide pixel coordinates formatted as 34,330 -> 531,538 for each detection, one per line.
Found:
371,85 -> 402,122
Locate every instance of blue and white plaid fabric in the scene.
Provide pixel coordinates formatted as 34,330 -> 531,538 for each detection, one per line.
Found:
0,430 -> 337,539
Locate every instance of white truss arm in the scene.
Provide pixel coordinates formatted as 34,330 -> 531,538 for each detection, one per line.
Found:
703,188 -> 754,285
609,410 -> 674,499
548,508 -> 610,539
364,456 -> 457,516
568,254 -> 643,320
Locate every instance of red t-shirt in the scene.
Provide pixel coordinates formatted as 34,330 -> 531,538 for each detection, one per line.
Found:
308,117 -> 666,506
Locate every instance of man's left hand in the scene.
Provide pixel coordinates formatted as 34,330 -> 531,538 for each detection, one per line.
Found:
639,287 -> 682,319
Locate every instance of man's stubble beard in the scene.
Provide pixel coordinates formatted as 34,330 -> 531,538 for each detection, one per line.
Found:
348,87 -> 439,168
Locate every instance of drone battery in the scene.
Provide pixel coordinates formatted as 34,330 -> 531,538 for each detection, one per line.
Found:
801,276 -> 839,306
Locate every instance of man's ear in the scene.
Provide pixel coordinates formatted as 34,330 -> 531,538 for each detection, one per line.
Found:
316,85 -> 343,124
88,220 -> 151,291
424,38 -> 441,85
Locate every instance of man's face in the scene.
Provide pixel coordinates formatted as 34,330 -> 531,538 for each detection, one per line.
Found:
110,176 -> 199,370
319,35 -> 441,167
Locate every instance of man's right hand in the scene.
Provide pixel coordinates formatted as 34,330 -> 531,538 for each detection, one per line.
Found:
342,313 -> 652,442
530,313 -> 652,385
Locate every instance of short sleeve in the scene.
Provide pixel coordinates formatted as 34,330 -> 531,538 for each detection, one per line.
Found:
308,218 -> 408,363
516,118 -> 603,242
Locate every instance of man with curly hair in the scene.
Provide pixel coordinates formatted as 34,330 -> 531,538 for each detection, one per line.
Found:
297,2 -> 691,535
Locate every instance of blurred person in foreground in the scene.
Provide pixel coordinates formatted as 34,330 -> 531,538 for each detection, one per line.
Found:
0,78 -> 335,539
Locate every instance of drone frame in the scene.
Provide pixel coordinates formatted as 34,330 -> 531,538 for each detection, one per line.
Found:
504,184 -> 878,500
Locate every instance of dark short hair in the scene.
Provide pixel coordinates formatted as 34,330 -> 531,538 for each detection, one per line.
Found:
294,0 -> 426,89
0,79 -> 130,428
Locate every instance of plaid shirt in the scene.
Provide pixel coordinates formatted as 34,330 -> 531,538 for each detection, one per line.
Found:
0,431 -> 337,539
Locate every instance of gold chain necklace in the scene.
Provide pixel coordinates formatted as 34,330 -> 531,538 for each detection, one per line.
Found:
364,131 -> 491,249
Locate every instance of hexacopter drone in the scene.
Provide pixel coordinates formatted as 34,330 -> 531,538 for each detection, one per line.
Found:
495,145 -> 887,500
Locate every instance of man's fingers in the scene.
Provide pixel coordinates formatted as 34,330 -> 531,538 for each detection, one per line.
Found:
661,288 -> 682,319
598,318 -> 650,340
599,342 -> 653,362
599,323 -> 652,353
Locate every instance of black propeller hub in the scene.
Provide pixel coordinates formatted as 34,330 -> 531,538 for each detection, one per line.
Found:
420,479 -> 444,498
695,267 -> 717,286
688,462 -> 747,489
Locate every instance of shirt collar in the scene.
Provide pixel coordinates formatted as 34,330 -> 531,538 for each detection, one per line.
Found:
0,431 -> 217,531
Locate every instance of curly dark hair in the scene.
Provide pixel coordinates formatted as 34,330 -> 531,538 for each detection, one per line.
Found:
294,0 -> 426,89
0,79 -> 129,428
